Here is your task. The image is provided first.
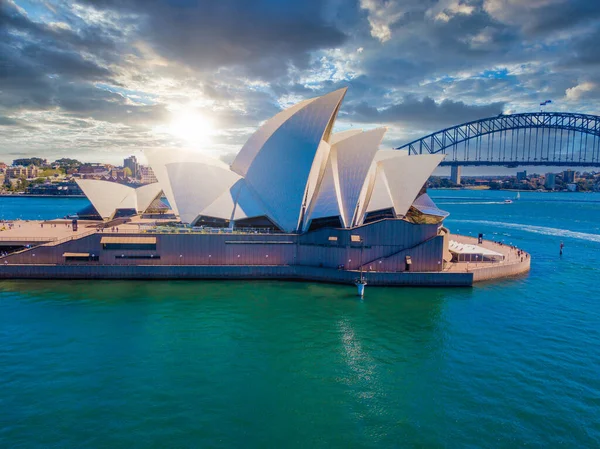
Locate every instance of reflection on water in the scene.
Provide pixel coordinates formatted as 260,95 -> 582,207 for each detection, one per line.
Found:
1,191 -> 600,447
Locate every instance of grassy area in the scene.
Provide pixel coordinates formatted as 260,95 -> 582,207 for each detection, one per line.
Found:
39,169 -> 62,177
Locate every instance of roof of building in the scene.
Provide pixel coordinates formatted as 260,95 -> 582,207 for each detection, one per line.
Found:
77,88 -> 446,231
448,241 -> 504,257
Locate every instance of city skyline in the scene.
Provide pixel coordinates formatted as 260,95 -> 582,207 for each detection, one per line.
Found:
1,0 -> 599,164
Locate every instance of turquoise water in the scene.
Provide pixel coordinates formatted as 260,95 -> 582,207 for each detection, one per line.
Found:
1,192 -> 600,447
0,196 -> 89,220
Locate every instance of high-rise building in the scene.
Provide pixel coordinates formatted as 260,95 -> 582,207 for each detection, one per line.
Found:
545,173 -> 556,189
124,155 -> 138,178
563,170 -> 575,183
516,170 -> 527,181
450,165 -> 461,185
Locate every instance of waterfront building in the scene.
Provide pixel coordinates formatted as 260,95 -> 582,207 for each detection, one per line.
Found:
563,170 -> 575,183
516,170 -> 527,181
545,173 -> 556,189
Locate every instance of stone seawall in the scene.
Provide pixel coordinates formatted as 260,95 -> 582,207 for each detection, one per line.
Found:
471,257 -> 531,282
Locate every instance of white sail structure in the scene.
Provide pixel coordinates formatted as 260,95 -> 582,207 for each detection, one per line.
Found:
75,179 -> 163,220
79,88 -> 448,232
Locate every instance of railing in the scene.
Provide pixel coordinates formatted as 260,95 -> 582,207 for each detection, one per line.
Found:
0,236 -> 57,242
43,229 -> 97,246
136,225 -> 283,235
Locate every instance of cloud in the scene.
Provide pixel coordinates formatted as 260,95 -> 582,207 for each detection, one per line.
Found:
86,0 -> 347,77
483,0 -> 600,35
0,0 -> 598,163
348,96 -> 506,128
359,0 -> 407,42
565,82 -> 598,101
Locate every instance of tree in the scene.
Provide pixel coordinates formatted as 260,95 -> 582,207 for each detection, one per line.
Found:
123,167 -> 133,177
12,157 -> 46,167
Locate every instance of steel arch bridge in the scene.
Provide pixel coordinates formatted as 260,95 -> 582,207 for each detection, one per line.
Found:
395,112 -> 600,167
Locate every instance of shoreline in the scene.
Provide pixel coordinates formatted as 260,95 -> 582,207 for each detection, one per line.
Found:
0,194 -> 86,198
430,187 -> 596,193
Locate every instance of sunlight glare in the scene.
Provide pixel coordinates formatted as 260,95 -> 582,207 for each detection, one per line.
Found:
168,111 -> 215,146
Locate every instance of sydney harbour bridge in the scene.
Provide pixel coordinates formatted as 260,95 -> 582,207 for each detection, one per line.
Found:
396,112 -> 600,183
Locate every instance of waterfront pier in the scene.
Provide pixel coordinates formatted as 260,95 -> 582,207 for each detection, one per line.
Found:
0,217 -> 529,286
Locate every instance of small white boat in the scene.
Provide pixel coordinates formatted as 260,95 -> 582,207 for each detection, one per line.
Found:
504,199 -> 513,204
515,192 -> 521,200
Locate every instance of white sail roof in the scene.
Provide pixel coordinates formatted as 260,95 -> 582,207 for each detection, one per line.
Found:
412,193 -> 450,218
303,147 -> 343,228
328,129 -> 363,146
199,179 -> 268,222
136,183 -> 164,214
380,153 -> 445,217
240,88 -> 347,232
231,98 -> 313,178
166,161 -> 242,224
335,127 -> 386,226
145,149 -> 228,217
364,165 -> 394,213
76,179 -> 163,219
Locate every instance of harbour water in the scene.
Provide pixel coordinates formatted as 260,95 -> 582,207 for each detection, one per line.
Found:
1,191 -> 599,447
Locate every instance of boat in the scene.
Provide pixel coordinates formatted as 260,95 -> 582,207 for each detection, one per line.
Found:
515,192 -> 520,200
504,199 -> 513,204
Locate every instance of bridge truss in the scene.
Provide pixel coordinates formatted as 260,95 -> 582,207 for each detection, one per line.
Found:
396,112 -> 600,167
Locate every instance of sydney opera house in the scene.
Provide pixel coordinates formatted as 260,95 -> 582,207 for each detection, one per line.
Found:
0,88 -> 530,286
76,88 -> 447,232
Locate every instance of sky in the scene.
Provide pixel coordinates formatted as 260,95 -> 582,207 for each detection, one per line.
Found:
1,0 -> 599,167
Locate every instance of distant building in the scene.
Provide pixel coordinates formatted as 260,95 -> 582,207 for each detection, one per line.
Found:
563,170 -> 575,183
139,165 -> 157,184
79,164 -> 106,174
110,168 -> 126,179
566,183 -> 577,192
545,173 -> 556,189
516,170 -> 527,181
124,155 -> 139,178
7,166 -> 40,179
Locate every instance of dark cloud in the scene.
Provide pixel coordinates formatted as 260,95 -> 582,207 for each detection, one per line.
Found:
347,96 -> 505,128
484,0 -> 600,36
85,0 -> 347,77
0,115 -> 35,129
568,25 -> 600,67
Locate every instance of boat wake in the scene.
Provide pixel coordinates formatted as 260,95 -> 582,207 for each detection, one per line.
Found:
437,201 -> 508,205
451,220 -> 600,243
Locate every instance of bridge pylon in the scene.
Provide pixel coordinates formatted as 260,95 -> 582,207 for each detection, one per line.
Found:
451,166 -> 462,185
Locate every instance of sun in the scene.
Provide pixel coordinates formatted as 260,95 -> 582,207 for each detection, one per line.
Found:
168,110 -> 215,146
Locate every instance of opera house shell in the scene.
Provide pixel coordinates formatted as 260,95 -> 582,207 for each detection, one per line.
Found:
76,87 -> 448,232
